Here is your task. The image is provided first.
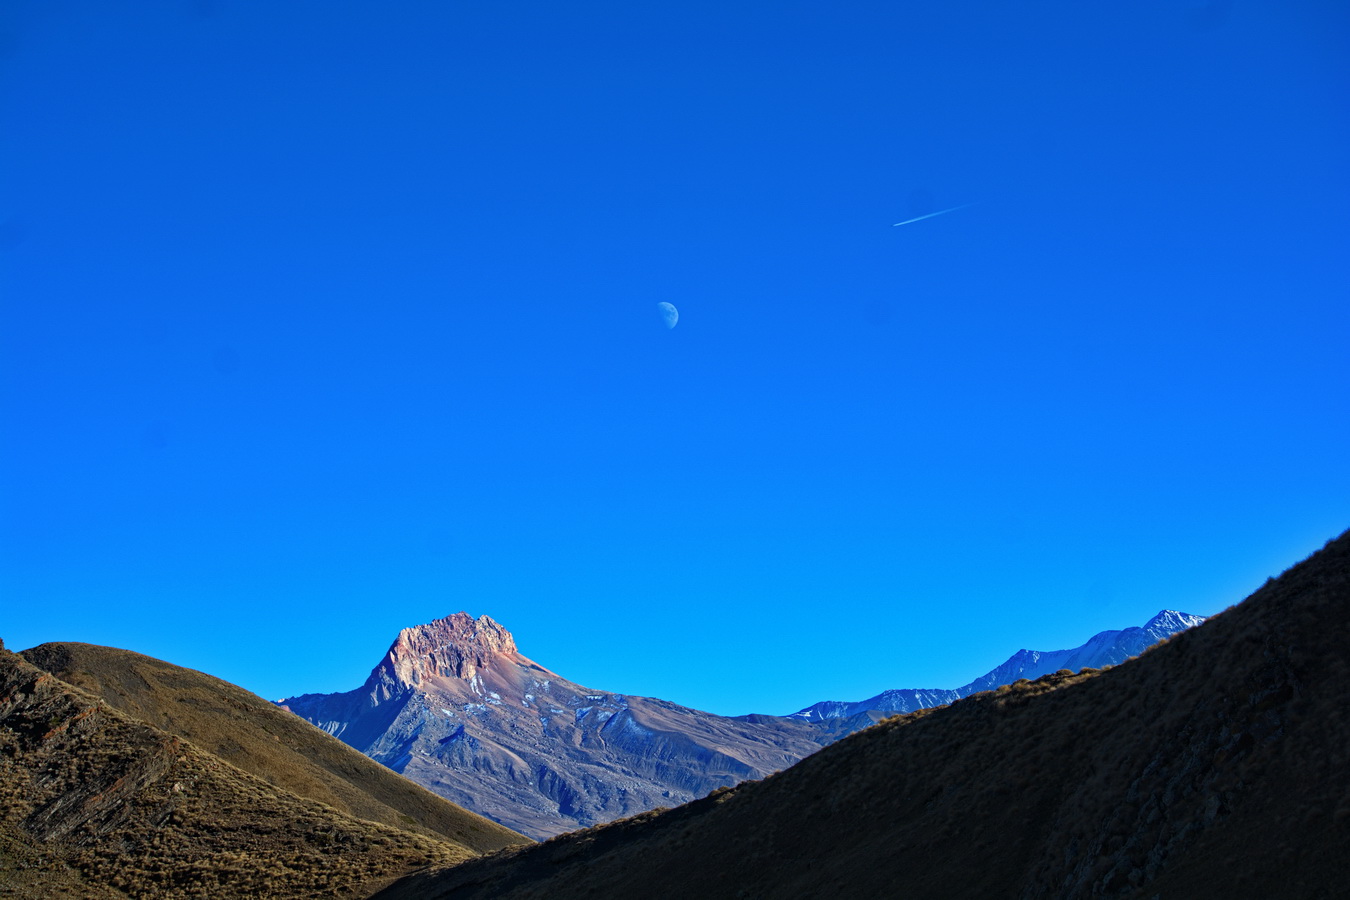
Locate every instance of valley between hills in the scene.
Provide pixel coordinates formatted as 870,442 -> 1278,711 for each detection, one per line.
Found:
2,529 -> 1347,898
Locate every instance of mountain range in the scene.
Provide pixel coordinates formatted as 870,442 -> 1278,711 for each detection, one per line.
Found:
278,607 -> 1202,838
371,530 -> 1350,900
3,532 -> 1343,897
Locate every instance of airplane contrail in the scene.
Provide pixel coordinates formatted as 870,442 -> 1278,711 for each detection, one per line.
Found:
892,203 -> 975,227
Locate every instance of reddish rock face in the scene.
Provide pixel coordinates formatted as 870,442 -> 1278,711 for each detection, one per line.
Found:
381,613 -> 533,688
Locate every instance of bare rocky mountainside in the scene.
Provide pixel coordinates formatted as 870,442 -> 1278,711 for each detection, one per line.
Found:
371,530 -> 1350,900
0,644 -> 521,899
277,615 -> 827,839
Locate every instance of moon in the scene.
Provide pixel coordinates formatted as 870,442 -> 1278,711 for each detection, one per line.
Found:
656,302 -> 679,330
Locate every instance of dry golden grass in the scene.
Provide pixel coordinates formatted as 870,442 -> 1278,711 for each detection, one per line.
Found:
18,642 -> 522,854
373,529 -> 1350,900
0,649 -> 486,899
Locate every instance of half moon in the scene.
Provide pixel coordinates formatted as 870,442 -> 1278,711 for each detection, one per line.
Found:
656,301 -> 679,329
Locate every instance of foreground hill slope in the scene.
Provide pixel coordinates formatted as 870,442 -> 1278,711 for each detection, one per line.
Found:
0,646 -> 503,899
19,642 -> 521,853
279,615 -> 826,838
375,530 -> 1350,900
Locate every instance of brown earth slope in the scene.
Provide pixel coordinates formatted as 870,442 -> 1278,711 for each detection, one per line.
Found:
0,647 -> 511,900
373,529 -> 1350,900
19,642 -> 522,853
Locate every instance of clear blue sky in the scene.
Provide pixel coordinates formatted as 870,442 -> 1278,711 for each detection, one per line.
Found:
1,1 -> 1346,716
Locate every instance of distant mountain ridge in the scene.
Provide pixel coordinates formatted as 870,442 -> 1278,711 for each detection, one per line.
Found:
789,609 -> 1204,724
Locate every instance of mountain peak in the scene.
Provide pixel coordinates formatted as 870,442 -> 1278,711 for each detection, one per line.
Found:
398,612 -> 517,655
1143,609 -> 1205,635
283,610 -> 826,838
379,612 -> 523,690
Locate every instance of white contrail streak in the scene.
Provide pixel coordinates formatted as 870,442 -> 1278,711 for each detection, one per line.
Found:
892,203 -> 975,226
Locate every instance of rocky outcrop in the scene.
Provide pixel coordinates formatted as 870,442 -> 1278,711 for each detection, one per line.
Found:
279,614 -> 827,839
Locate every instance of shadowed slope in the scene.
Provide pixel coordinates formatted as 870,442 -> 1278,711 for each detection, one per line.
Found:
373,530 -> 1350,900
19,642 -> 522,854
0,647 -> 479,899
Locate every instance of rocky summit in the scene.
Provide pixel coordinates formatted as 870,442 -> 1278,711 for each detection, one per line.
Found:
278,614 -> 827,839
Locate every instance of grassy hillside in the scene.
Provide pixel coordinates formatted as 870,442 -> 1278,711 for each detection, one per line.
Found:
372,529 -> 1350,900
19,642 -> 522,853
0,647 -> 512,899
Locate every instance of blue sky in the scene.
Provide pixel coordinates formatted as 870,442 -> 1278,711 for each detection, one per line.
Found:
1,1 -> 1346,716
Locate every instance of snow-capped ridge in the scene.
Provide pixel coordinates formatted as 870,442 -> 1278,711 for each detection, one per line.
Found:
790,609 -> 1206,723
1143,609 -> 1205,637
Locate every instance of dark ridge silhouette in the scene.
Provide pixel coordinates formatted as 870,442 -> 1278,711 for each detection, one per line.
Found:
372,529 -> 1350,900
